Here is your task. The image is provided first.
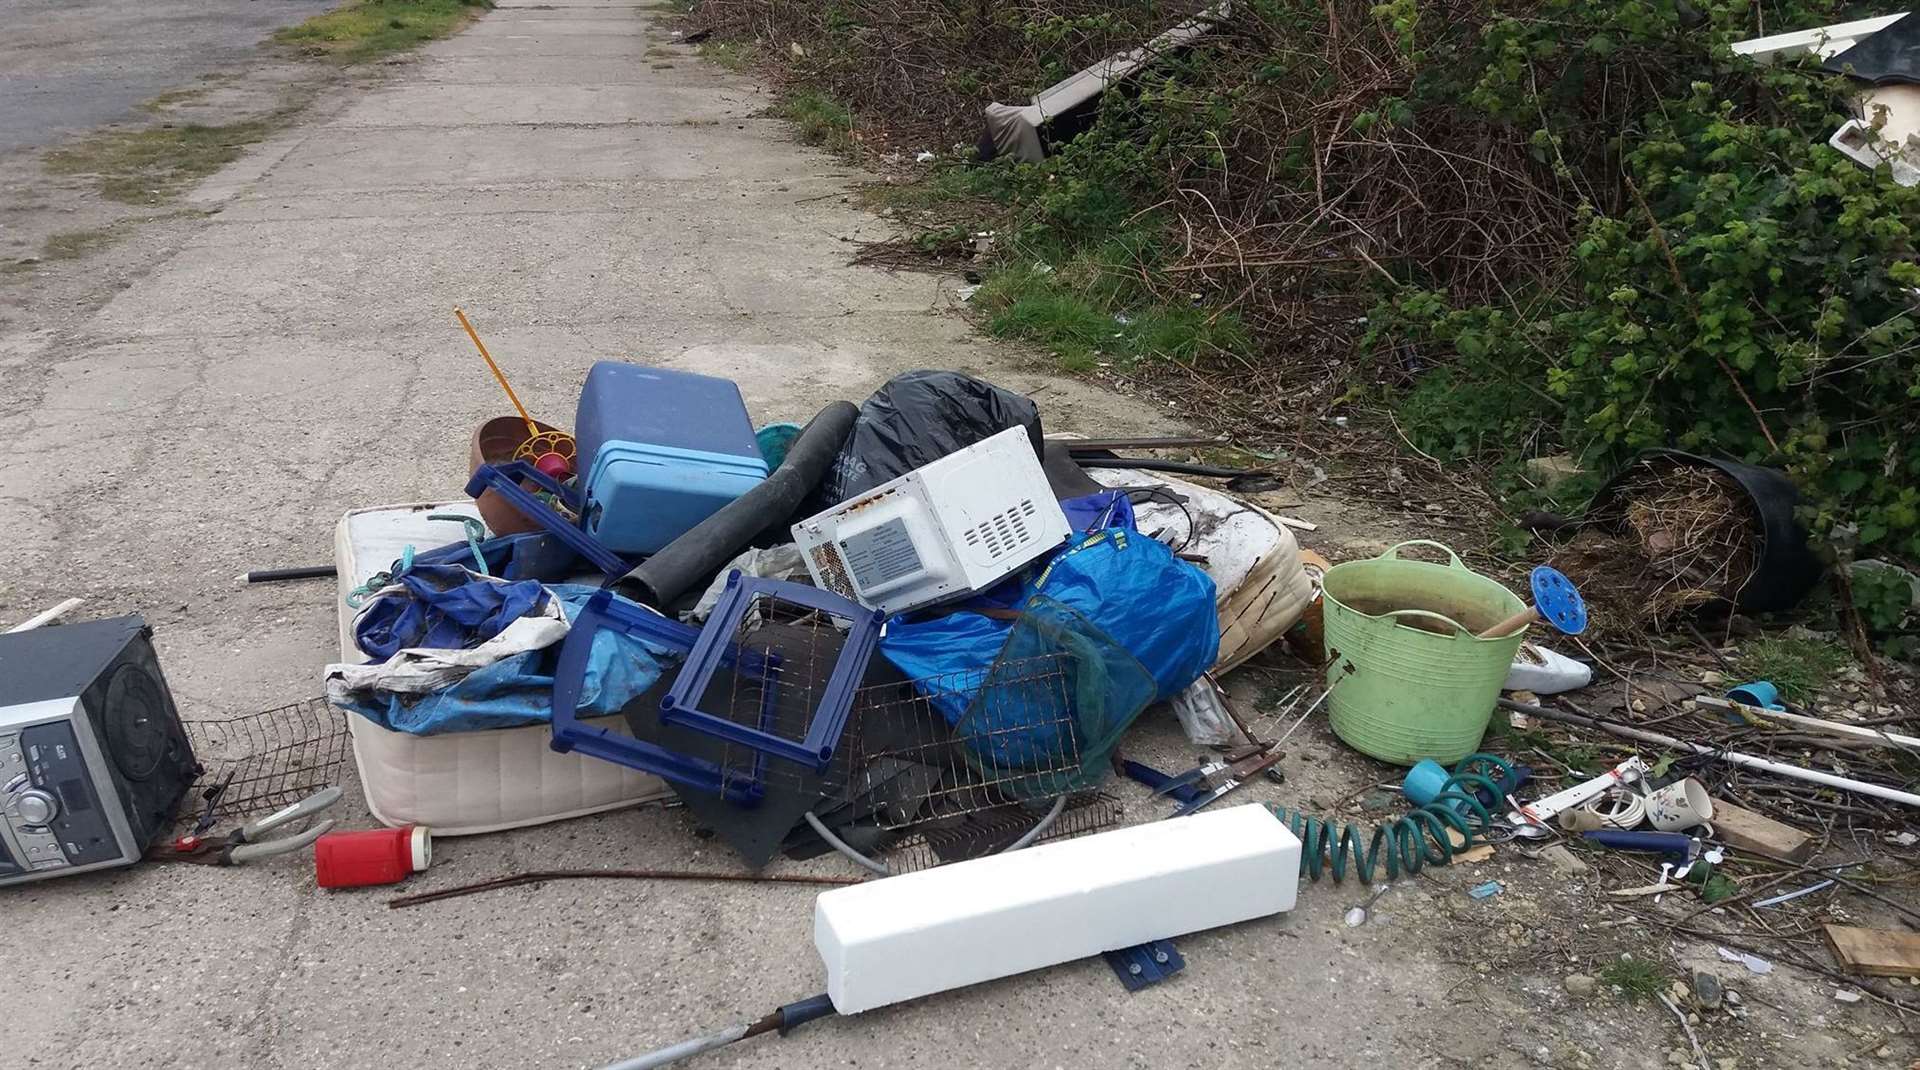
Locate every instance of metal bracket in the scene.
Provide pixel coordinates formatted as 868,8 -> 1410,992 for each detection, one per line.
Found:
660,575 -> 881,773
464,461 -> 633,580
1103,939 -> 1185,991
549,589 -> 764,806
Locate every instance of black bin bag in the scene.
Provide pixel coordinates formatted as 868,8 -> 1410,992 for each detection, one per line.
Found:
810,370 -> 1045,512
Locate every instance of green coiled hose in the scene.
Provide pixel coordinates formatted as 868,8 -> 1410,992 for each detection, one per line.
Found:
1267,753 -> 1514,883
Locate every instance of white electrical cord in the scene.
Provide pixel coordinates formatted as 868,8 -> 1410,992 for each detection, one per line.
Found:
1584,789 -> 1647,829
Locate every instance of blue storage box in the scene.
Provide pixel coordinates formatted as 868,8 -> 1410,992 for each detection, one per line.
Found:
575,362 -> 769,555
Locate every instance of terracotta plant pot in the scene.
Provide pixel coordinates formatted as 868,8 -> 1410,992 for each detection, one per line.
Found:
470,416 -> 567,536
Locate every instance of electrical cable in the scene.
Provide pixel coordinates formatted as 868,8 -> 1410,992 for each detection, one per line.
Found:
1585,789 -> 1646,829
803,811 -> 889,877
1123,485 -> 1197,552
804,793 -> 1071,877
1267,754 -> 1514,883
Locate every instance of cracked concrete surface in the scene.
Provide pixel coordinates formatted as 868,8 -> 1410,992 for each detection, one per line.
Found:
5,5 -> 1875,1070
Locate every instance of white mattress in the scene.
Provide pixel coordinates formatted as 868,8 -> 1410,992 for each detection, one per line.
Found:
334,502 -> 668,836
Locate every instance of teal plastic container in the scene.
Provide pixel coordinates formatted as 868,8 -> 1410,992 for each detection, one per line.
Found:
581,443 -> 768,555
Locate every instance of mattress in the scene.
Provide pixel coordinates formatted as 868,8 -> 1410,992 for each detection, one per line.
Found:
1089,470 -> 1312,673
334,502 -> 669,835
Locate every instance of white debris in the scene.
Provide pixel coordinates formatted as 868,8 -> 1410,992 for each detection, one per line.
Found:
1715,947 -> 1773,974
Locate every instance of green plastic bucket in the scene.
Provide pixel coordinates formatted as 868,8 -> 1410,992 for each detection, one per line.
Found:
1320,541 -> 1528,766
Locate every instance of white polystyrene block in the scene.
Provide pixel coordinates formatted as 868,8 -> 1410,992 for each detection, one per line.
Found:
813,803 -> 1301,1013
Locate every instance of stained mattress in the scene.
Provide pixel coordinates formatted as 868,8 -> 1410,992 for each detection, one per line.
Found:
334,502 -> 669,835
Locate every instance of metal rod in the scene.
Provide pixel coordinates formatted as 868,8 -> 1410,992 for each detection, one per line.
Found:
602,1024 -> 752,1070
386,867 -> 862,908
1060,435 -> 1230,452
601,996 -> 833,1070
243,565 -> 337,584
1694,696 -> 1920,752
1498,699 -> 1920,809
1752,880 -> 1834,908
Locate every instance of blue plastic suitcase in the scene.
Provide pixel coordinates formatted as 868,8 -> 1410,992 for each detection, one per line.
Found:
574,362 -> 769,555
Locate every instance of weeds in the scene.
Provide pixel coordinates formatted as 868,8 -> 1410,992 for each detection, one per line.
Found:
45,112 -> 295,204
1598,956 -> 1668,1002
275,0 -> 493,63
781,91 -> 854,150
42,227 -> 122,261
1736,636 -> 1853,701
697,41 -> 753,71
142,88 -> 211,113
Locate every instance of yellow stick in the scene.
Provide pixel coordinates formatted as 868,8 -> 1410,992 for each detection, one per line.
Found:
454,307 -> 537,439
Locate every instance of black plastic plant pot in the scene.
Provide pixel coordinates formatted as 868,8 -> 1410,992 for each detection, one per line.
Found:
1591,448 -> 1825,614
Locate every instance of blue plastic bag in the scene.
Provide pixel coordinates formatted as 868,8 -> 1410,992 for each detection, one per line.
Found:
879,529 -> 1218,770
1024,528 -> 1217,699
1059,489 -> 1135,534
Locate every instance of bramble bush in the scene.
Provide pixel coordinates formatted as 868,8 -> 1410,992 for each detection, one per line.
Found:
699,0 -> 1920,578
1372,1 -> 1920,570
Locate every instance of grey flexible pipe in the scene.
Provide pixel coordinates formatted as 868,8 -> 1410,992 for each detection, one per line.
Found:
618,401 -> 858,608
803,811 -> 891,877
803,794 -> 1070,877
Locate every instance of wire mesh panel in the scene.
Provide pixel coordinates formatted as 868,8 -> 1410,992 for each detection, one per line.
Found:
179,697 -> 349,822
885,794 -> 1125,873
844,652 -> 1085,827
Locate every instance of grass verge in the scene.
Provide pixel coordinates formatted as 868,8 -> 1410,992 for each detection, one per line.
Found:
781,91 -> 855,150
42,227 -> 123,261
142,88 -> 212,114
44,110 -> 298,204
698,40 -> 753,71
275,0 -> 494,63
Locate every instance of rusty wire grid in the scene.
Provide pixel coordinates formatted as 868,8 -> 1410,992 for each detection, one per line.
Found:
683,591 -> 1099,819
178,696 -> 350,822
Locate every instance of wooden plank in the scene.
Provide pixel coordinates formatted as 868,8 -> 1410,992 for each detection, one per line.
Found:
1824,924 -> 1920,978
1710,800 -> 1816,864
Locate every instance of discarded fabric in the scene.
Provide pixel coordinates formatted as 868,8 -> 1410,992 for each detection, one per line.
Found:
353,564 -> 549,661
332,586 -> 669,735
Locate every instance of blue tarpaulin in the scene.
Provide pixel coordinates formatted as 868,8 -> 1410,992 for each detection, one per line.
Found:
336,585 -> 670,736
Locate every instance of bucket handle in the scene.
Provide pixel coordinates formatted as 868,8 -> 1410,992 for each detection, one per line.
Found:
1376,540 -> 1467,569
1382,608 -> 1474,638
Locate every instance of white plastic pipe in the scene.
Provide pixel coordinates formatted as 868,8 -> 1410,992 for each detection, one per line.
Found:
1693,696 -> 1920,753
6,597 -> 83,633
1498,699 -> 1920,810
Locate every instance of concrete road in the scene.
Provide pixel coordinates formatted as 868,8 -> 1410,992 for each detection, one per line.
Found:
0,0 -> 338,155
3,4 -> 1403,1069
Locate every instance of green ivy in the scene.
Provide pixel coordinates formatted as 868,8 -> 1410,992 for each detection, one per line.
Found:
1378,0 -> 1920,565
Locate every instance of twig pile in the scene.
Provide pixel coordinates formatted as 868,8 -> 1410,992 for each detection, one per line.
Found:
691,1 -> 1701,424
1619,464 -> 1758,610
1549,462 -> 1758,635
